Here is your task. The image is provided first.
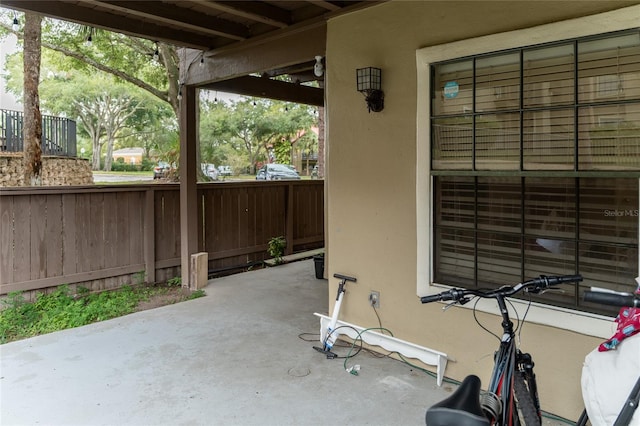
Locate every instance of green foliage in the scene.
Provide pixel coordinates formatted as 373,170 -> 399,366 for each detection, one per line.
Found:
0,283 -> 203,344
199,96 -> 317,174
167,276 -> 182,287
1,14 -> 180,170
109,159 -> 154,172
267,236 -> 287,264
188,290 -> 206,299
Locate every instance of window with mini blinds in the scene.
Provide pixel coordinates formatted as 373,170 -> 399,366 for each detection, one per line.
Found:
430,30 -> 640,315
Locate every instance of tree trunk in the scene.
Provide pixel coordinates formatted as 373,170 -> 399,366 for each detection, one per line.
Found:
23,12 -> 43,186
103,134 -> 116,171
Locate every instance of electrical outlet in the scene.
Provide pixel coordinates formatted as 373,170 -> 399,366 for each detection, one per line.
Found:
369,291 -> 380,308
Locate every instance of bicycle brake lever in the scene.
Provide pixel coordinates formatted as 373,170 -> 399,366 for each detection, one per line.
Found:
538,288 -> 565,295
442,301 -> 458,311
442,297 -> 471,311
528,286 -> 565,295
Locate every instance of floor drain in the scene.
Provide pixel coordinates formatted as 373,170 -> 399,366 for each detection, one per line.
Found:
287,366 -> 311,377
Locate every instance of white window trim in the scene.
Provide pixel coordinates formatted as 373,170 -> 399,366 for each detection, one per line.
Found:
416,5 -> 640,339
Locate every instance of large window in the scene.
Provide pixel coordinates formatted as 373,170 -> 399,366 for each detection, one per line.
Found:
431,30 -> 640,315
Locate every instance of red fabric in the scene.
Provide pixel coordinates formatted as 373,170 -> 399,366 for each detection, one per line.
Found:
599,299 -> 640,352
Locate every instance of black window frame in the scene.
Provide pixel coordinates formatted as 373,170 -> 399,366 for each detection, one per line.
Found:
430,29 -> 640,315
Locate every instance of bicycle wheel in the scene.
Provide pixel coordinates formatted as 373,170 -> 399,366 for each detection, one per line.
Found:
514,372 -> 541,426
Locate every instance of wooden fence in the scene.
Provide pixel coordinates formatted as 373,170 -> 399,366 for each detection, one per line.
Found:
0,180 -> 324,296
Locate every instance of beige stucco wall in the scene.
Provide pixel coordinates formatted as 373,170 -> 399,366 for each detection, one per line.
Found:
325,1 -> 640,420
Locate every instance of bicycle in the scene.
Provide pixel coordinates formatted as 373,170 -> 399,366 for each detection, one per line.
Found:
420,274 -> 583,426
577,289 -> 640,426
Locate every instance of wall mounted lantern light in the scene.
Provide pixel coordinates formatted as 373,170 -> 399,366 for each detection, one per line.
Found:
356,67 -> 384,113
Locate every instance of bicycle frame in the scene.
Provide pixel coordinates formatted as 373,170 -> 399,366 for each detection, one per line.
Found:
483,294 -> 541,425
423,275 -> 581,426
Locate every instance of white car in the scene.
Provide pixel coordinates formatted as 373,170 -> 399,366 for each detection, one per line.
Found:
201,163 -> 219,180
256,164 -> 301,180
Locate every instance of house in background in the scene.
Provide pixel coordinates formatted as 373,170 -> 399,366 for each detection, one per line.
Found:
111,147 -> 144,165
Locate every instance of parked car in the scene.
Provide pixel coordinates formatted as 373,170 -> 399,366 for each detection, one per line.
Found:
201,163 -> 218,180
256,163 -> 301,180
153,161 -> 171,179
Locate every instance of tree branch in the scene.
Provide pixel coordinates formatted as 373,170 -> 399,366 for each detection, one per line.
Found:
0,23 -> 169,104
45,42 -> 169,103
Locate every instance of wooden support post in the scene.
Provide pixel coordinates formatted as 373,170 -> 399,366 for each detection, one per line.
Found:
143,188 -> 156,284
179,85 -> 199,289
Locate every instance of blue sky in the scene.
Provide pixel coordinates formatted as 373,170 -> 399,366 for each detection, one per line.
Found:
1,34 -> 21,111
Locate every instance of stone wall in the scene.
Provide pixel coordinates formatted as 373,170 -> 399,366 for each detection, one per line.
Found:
0,153 -> 93,186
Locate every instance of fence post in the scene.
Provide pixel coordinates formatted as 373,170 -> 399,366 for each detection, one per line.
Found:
285,182 -> 294,255
144,188 -> 156,284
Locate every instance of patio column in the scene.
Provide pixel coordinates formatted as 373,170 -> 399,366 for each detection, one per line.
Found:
179,84 -> 199,288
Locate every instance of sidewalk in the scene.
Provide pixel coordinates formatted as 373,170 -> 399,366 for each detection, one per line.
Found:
1,260 -> 452,426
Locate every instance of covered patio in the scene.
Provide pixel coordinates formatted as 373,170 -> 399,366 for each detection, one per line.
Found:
0,260 -> 454,425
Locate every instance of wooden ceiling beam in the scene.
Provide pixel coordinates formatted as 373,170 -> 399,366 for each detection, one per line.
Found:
185,24 -> 326,86
2,0 -> 215,49
305,1 -> 341,12
263,61 -> 315,78
193,1 -> 291,28
203,76 -> 324,106
86,0 -> 249,40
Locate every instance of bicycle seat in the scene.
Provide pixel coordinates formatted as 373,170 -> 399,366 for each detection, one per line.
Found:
425,375 -> 490,426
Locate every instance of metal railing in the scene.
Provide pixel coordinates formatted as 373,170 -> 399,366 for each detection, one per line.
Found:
1,109 -> 77,157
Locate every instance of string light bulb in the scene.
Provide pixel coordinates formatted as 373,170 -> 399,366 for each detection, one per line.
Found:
153,43 -> 159,61
199,56 -> 205,67
85,28 -> 93,47
313,55 -> 324,77
12,13 -> 19,32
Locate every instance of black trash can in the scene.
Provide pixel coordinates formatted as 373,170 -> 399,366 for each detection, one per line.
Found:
313,254 -> 324,279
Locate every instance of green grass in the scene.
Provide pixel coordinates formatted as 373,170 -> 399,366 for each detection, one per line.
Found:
93,171 -> 153,176
0,284 -> 205,344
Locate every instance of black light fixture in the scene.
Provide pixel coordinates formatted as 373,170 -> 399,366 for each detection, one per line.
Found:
356,67 -> 384,113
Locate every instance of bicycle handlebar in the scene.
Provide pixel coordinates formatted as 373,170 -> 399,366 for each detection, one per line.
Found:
420,274 -> 583,304
584,290 -> 640,308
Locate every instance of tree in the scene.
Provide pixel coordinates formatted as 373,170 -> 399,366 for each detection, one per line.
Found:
5,38 -> 176,171
22,12 -> 42,185
199,97 -> 316,174
1,11 -> 179,118
293,129 -> 318,175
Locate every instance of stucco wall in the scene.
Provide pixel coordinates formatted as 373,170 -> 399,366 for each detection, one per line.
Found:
0,153 -> 93,187
325,1 -> 639,420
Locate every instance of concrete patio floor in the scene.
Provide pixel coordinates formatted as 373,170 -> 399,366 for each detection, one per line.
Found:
1,259 -> 569,426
